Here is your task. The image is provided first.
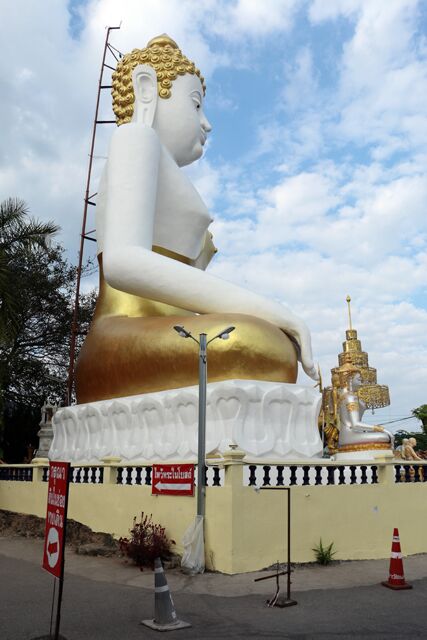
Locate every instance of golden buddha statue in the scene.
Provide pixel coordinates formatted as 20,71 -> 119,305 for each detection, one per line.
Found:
76,35 -> 317,404
321,296 -> 393,457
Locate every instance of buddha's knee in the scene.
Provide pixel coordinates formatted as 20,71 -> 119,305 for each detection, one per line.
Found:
198,314 -> 298,383
76,312 -> 298,402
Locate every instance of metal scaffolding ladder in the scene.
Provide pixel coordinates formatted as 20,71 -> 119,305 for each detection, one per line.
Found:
67,25 -> 122,404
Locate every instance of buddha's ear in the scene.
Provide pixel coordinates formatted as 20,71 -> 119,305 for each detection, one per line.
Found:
131,64 -> 158,126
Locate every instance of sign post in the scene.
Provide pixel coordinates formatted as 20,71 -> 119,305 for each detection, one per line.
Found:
42,461 -> 71,640
152,464 -> 195,496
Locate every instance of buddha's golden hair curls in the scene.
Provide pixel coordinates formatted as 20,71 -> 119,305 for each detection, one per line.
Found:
112,34 -> 206,126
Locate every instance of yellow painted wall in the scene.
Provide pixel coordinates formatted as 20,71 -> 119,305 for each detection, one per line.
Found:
1,463 -> 426,574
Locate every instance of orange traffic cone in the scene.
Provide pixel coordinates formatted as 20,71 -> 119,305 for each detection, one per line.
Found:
382,528 -> 412,590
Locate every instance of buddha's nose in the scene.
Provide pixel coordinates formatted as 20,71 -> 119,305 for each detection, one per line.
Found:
201,112 -> 212,133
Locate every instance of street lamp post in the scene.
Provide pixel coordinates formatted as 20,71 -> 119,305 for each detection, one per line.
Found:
197,332 -> 207,517
173,325 -> 235,518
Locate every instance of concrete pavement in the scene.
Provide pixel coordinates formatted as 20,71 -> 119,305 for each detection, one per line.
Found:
2,535 -> 427,595
2,536 -> 427,639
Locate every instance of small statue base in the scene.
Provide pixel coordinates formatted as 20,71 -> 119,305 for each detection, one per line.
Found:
34,400 -> 58,459
335,444 -> 394,462
51,380 -> 322,463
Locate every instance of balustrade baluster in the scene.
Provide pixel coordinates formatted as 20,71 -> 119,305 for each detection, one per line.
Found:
275,465 -> 284,486
289,466 -> 297,486
302,466 -> 310,485
212,467 -> 221,486
145,467 -> 152,486
248,465 -> 257,486
262,465 -> 271,486
371,465 -> 379,483
135,467 -> 142,485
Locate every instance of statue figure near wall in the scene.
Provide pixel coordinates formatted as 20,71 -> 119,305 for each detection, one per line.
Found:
321,297 -> 394,459
76,35 -> 317,403
335,356 -> 394,455
400,438 -> 423,461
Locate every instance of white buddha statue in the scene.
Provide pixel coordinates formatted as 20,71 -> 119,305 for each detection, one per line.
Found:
76,35 -> 317,403
336,357 -> 394,456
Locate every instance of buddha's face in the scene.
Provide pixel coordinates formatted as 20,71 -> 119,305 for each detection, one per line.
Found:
153,74 -> 212,167
351,373 -> 362,390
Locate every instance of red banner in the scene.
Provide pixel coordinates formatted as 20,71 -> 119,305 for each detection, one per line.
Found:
42,461 -> 70,578
152,464 -> 195,496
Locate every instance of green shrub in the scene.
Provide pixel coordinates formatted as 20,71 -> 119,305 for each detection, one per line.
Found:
312,539 -> 336,565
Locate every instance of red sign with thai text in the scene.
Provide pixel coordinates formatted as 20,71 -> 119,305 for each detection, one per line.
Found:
42,461 -> 70,578
152,464 -> 195,496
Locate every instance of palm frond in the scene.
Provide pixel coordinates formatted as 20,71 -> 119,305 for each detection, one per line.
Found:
0,198 -> 60,345
0,197 -> 59,252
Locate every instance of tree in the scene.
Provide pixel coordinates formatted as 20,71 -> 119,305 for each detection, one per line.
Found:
0,198 -> 58,343
412,405 -> 427,434
0,199 -> 96,461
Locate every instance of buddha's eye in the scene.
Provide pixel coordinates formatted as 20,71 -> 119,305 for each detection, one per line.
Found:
191,92 -> 202,111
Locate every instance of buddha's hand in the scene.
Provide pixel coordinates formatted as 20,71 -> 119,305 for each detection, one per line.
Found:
286,320 -> 318,381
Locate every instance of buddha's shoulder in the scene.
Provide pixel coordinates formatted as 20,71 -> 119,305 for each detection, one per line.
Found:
110,123 -> 161,156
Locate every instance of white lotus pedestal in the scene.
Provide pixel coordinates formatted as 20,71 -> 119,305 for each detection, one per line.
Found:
50,380 -> 323,463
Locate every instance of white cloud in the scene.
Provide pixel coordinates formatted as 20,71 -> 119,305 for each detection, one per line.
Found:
282,47 -> 318,112
263,171 -> 340,222
309,0 -> 362,23
333,1 -> 427,152
213,0 -> 299,38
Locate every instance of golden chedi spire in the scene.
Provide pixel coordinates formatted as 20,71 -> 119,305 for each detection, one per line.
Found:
346,294 -> 353,330
330,295 -> 390,409
320,296 -> 390,454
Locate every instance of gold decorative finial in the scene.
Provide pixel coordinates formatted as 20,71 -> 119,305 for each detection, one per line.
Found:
146,34 -> 179,49
346,295 -> 352,330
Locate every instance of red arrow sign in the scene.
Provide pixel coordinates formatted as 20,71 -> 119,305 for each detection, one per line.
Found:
48,541 -> 58,555
152,464 -> 194,496
42,461 -> 70,578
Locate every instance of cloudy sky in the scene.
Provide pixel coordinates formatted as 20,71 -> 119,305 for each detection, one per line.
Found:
2,0 -> 427,431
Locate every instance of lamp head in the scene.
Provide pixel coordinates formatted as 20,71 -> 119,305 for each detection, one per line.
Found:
173,325 -> 192,338
219,326 -> 235,340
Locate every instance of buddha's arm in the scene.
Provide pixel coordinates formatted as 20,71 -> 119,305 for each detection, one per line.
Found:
104,124 -> 160,250
345,399 -> 393,442
346,400 -> 378,432
103,125 -> 317,379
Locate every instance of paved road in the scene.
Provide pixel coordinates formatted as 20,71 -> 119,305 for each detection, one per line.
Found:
1,540 -> 427,639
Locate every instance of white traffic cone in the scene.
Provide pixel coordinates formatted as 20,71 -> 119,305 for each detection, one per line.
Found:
141,558 -> 191,631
